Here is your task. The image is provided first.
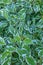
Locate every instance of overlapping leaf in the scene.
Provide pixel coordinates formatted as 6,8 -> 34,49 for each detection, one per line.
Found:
0,0 -> 43,65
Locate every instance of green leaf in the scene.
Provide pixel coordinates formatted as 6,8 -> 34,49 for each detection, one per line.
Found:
23,37 -> 33,45
22,45 -> 31,53
18,8 -> 26,21
1,50 -> 11,65
17,48 -> 27,57
8,25 -> 14,34
0,37 -> 6,46
6,45 -> 16,52
26,56 -> 36,65
3,9 -> 9,20
3,57 -> 11,65
0,22 -> 7,29
0,0 -> 3,3
33,4 -> 40,13
0,9 -> 9,20
14,35 -> 21,43
39,50 -> 43,57
36,18 -> 43,28
3,0 -> 12,4
0,0 -> 43,65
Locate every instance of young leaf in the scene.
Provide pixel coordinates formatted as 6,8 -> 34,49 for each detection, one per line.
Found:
0,37 -> 6,46
26,56 -> 36,65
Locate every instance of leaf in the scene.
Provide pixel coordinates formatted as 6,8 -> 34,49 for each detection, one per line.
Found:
36,18 -> 43,28
0,37 -> 6,46
3,9 -> 9,20
0,22 -> 7,29
3,0 -> 12,4
18,8 -> 26,21
6,45 -> 16,52
1,50 -> 11,65
14,35 -> 21,43
23,37 -> 33,46
0,9 -> 9,20
17,48 -> 27,57
8,25 -> 14,34
26,56 -> 36,65
0,0 -> 43,65
0,0 -> 3,3
22,45 -> 31,54
39,50 -> 43,57
33,4 -> 40,13
3,57 -> 11,65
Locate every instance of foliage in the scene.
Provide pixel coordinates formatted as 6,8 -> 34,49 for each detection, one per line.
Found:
0,0 -> 43,65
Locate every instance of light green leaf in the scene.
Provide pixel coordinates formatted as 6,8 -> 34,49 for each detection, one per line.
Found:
39,50 -> 43,57
3,57 -> 11,65
17,48 -> 27,57
23,37 -> 33,46
1,50 -> 11,65
14,35 -> 21,43
3,0 -> 12,4
18,8 -> 26,21
26,56 -> 36,65
0,22 -> 7,29
6,45 -> 16,52
0,37 -> 6,46
36,18 -> 43,28
3,9 -> 9,20
33,4 -> 40,13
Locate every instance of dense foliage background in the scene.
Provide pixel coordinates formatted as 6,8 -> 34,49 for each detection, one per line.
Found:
0,0 -> 43,65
